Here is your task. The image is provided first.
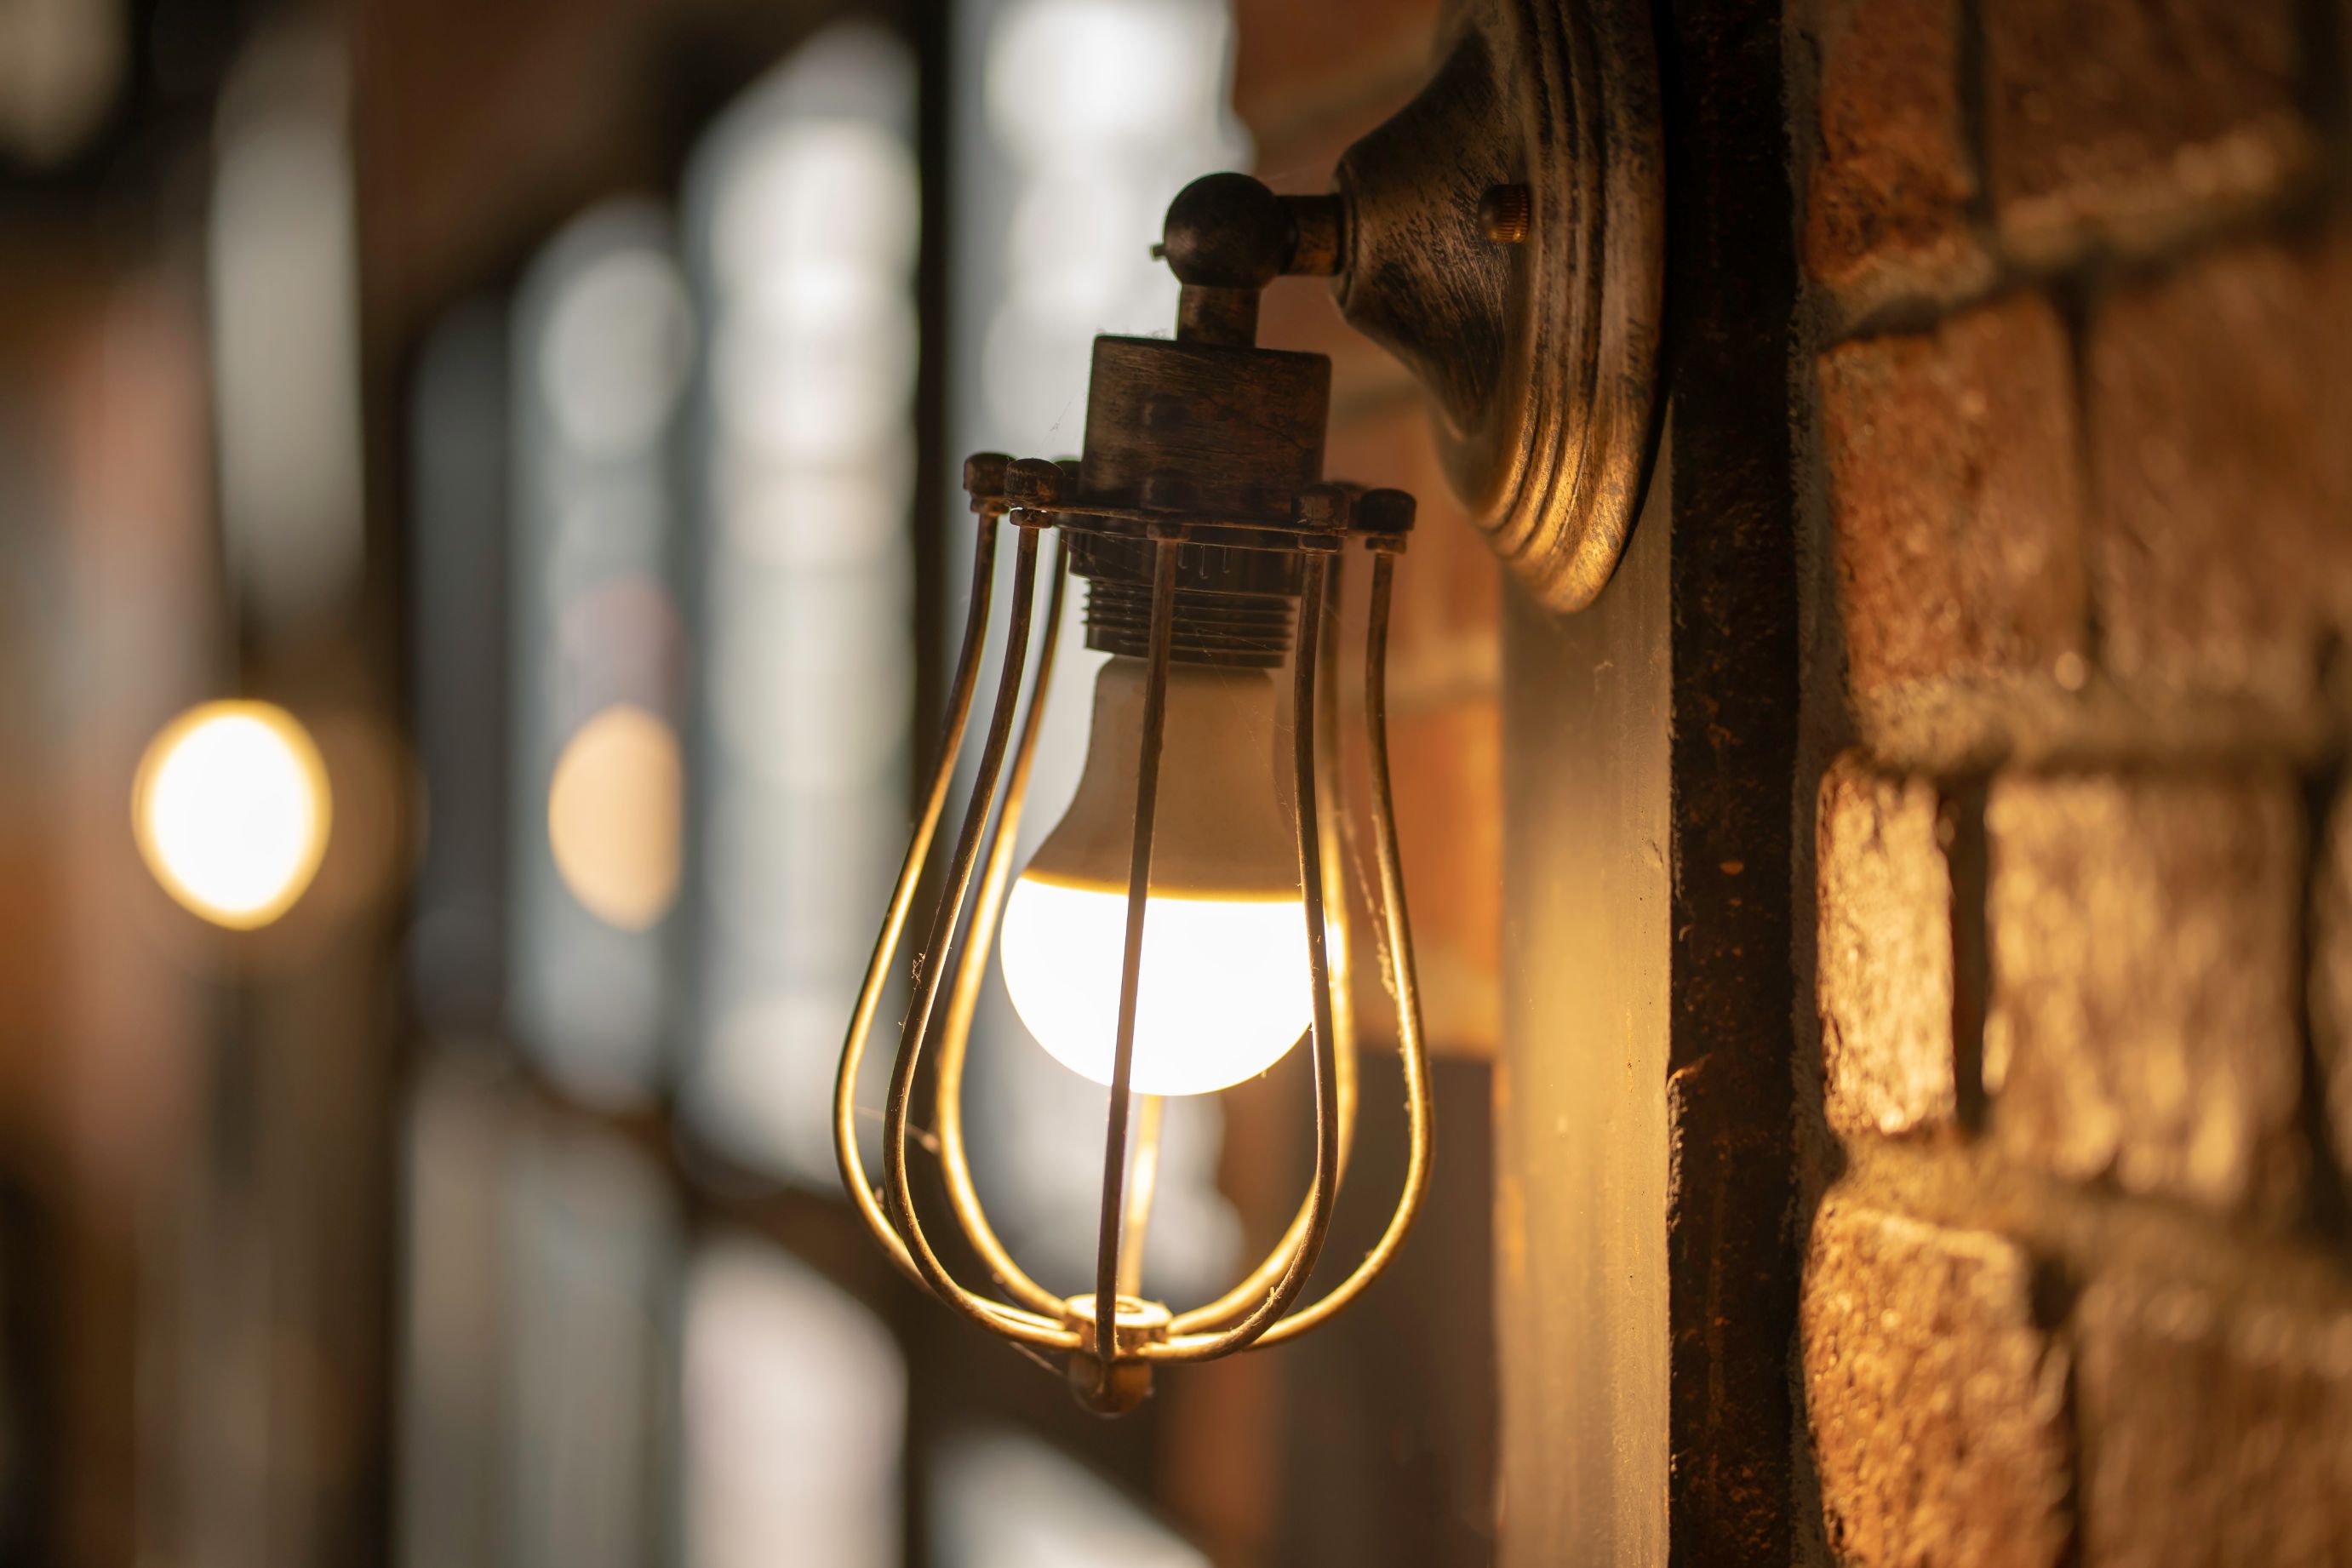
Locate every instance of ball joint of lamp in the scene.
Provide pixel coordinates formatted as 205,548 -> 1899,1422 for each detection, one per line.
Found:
836,0 -> 1662,1414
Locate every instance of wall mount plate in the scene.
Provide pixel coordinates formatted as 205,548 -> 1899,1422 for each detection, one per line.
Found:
1333,0 -> 1663,613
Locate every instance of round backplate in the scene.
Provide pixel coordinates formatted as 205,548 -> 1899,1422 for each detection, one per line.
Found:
1333,0 -> 1664,613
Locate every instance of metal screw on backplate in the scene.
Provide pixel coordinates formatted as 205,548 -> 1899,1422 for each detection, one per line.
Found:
1479,183 -> 1531,243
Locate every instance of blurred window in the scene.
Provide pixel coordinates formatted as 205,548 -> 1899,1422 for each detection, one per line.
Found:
930,1428 -> 1208,1568
392,8 -> 1275,1567
396,1060 -> 513,1568
509,203 -> 694,1104
501,1118 -> 679,1568
406,300 -> 510,1032
398,1065 -> 680,1568
678,23 -> 920,1182
209,25 -> 364,627
680,1237 -> 906,1568
0,0 -> 125,166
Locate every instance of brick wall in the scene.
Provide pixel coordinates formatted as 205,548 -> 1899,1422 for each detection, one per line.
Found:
1797,0 -> 2352,1561
1229,0 -> 1501,1060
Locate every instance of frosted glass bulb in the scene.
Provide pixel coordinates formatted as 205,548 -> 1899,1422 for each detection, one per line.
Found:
999,656 -> 1311,1096
1002,879 -> 1310,1096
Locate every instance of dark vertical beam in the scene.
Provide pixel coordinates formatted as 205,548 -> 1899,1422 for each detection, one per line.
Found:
1499,0 -> 1798,1559
901,3 -> 952,1559
1657,0 -> 1800,1559
907,0 -> 952,786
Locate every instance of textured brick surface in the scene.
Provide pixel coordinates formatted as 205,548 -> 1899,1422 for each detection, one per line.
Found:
1805,0 -> 1989,316
2306,781 -> 2352,1177
1801,1200 -> 2073,1568
1984,770 -> 2305,1210
1983,0 -> 2314,260
1816,754 -> 1959,1137
2078,1268 -> 2352,1565
1798,0 -> 2349,1554
1821,294 -> 2088,703
2088,232 -> 2352,709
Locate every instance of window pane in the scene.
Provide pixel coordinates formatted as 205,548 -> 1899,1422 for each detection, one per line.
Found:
396,1058 -> 509,1568
209,25 -> 364,626
406,299 -> 510,1033
930,1429 -> 1207,1568
398,1073 -> 679,1568
509,203 -> 692,1103
678,24 -> 919,1182
503,1117 -> 678,1568
680,1238 -> 904,1568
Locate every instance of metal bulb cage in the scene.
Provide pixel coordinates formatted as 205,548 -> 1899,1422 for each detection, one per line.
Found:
832,448 -> 1432,1411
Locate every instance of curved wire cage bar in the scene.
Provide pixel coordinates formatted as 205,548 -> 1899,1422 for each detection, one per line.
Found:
832,449 -> 1432,1411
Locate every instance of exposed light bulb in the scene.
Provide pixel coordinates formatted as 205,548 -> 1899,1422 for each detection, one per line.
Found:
999,656 -> 1310,1096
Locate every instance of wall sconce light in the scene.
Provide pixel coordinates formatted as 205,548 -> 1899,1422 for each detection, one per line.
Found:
836,0 -> 1661,1411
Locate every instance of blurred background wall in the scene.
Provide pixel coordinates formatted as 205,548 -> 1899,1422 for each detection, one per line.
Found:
0,1 -> 1496,1565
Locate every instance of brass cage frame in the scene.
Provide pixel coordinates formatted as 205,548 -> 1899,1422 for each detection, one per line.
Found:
832,467 -> 1431,1405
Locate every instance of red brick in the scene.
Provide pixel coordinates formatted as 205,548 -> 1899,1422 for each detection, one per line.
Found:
1804,0 -> 1990,318
2087,231 -> 2352,712
2304,780 -> 2352,1184
1801,1199 -> 2073,1568
1984,769 -> 2305,1212
2077,1268 -> 2352,1565
1821,293 -> 2088,705
1816,754 -> 1961,1138
1983,0 -> 2314,262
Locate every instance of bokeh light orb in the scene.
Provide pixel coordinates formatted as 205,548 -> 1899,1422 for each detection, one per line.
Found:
133,701 -> 332,930
547,703 -> 683,930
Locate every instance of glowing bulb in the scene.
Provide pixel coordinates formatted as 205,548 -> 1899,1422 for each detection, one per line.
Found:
1001,879 -> 1309,1096
999,657 -> 1310,1096
133,701 -> 331,930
